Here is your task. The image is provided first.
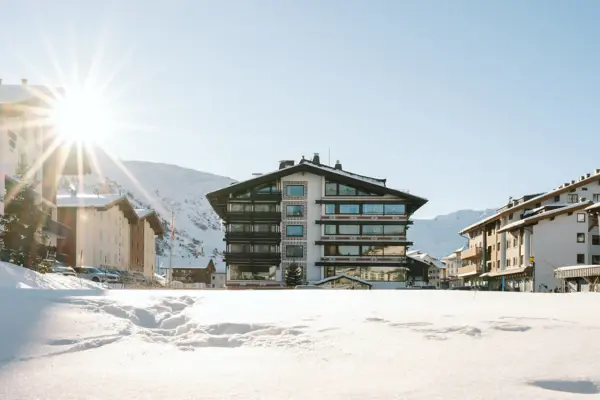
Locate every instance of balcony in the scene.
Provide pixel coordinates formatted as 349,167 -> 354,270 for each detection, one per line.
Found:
457,264 -> 481,277
223,252 -> 281,265
461,246 -> 483,260
226,211 -> 281,221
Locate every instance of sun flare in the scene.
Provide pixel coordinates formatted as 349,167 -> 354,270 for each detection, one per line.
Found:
51,88 -> 115,145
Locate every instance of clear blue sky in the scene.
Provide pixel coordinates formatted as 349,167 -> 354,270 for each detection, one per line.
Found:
2,0 -> 600,218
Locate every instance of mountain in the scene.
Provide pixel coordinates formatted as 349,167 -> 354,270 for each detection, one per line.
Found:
410,209 -> 496,258
69,152 -> 494,270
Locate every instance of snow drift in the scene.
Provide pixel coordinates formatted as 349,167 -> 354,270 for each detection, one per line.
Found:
0,262 -> 103,290
1,289 -> 600,399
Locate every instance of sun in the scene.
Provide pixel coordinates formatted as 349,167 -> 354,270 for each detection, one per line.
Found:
51,88 -> 115,145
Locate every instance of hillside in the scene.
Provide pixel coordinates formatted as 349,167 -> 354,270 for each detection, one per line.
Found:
70,152 -> 494,270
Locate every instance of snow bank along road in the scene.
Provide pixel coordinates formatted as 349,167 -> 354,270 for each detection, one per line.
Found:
1,289 -> 600,399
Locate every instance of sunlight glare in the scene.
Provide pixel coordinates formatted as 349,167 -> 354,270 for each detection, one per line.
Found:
52,88 -> 114,144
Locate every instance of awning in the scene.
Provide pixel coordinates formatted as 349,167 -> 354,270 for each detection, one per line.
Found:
555,265 -> 600,279
458,271 -> 479,278
486,266 -> 532,278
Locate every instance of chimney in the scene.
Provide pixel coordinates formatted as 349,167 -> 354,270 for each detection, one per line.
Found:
278,160 -> 295,170
587,173 -> 591,178
334,160 -> 342,170
278,161 -> 286,170
252,173 -> 262,177
312,153 -> 320,165
596,168 -> 600,174
21,78 -> 27,85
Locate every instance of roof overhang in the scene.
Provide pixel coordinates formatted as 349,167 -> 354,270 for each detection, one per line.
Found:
497,201 -> 593,233
207,162 -> 428,219
139,210 -> 165,236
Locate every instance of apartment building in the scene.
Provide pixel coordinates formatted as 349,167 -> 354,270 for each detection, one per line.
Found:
56,193 -> 138,269
0,80 -> 89,259
131,209 -> 164,277
458,169 -> 600,292
206,154 -> 428,289
442,246 -> 464,287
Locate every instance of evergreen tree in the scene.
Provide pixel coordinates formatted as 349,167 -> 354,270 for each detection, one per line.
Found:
0,179 -> 48,268
285,263 -> 303,287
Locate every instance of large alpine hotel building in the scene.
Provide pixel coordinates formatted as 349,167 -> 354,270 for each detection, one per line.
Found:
207,155 -> 427,288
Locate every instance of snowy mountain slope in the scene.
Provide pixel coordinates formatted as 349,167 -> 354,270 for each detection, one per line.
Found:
409,209 -> 496,258
69,151 -> 493,269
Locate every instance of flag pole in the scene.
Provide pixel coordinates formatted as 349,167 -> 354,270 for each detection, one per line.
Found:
169,207 -> 174,285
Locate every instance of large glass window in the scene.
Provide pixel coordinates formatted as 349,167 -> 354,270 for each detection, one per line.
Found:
286,225 -> 304,237
286,245 -> 303,257
338,246 -> 360,256
229,224 -> 251,232
324,245 -> 337,256
362,204 -> 384,215
324,266 -> 407,282
253,224 -> 274,232
229,243 -> 251,253
325,182 -> 338,196
229,265 -> 277,281
254,203 -> 276,212
286,185 -> 305,196
286,205 -> 304,217
338,225 -> 360,235
325,204 -> 336,214
384,204 -> 406,215
362,225 -> 383,235
324,224 -> 337,235
339,204 -> 360,214
381,245 -> 405,256
230,203 -> 252,212
256,183 -> 278,193
383,225 -> 405,235
253,244 -> 277,253
361,245 -> 384,256
338,184 -> 357,196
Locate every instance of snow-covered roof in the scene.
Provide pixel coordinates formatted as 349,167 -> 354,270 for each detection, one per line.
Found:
407,250 -> 445,268
312,273 -> 373,287
586,202 -> 600,212
299,159 -> 386,187
56,192 -> 124,208
158,256 -> 225,273
555,264 -> 600,272
0,84 -> 59,104
497,201 -> 593,233
135,208 -> 153,218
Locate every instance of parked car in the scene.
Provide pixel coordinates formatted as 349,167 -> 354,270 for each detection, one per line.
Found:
295,285 -> 323,289
74,266 -> 120,283
50,264 -> 77,277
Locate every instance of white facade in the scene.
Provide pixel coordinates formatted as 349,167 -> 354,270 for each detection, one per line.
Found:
211,272 -> 226,288
460,168 -> 600,291
75,206 -> 131,269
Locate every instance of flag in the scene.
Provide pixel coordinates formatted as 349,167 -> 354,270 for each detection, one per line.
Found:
170,213 -> 175,240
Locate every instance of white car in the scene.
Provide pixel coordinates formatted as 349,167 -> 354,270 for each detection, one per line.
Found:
50,265 -> 77,277
75,266 -> 120,283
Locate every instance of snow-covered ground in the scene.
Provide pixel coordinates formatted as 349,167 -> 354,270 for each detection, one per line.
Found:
1,287 -> 600,399
0,262 -> 103,290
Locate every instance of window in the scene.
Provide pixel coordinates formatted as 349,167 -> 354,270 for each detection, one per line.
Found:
325,204 -> 336,214
229,224 -> 250,232
286,205 -> 304,217
229,265 -> 277,281
383,225 -> 405,235
384,204 -> 406,215
577,213 -> 586,222
592,255 -> 600,264
507,259 -> 511,267
253,244 -> 277,253
324,224 -> 337,235
324,245 -> 337,256
339,204 -> 360,214
380,245 -> 404,256
256,183 -> 278,193
230,203 -> 252,212
554,195 -> 560,202
338,246 -> 360,256
338,184 -> 357,196
577,233 -> 586,243
362,245 -> 384,256
286,225 -> 303,237
229,243 -> 251,253
338,225 -> 360,235
253,224 -> 273,232
568,194 -> 579,203
254,203 -> 276,212
362,225 -> 384,235
509,213 -> 513,220
286,245 -> 303,257
577,254 -> 585,264
362,204 -> 384,215
285,185 -> 304,197
594,194 -> 600,202
325,182 -> 337,196
593,235 -> 600,246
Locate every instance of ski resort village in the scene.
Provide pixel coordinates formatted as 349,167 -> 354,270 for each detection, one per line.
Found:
1,81 -> 600,292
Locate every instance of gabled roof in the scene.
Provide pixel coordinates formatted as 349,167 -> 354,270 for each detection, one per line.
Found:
0,84 -> 59,105
312,273 -> 373,287
586,202 -> 600,213
206,159 -> 428,217
135,208 -> 165,236
497,201 -> 592,233
56,192 -> 138,223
